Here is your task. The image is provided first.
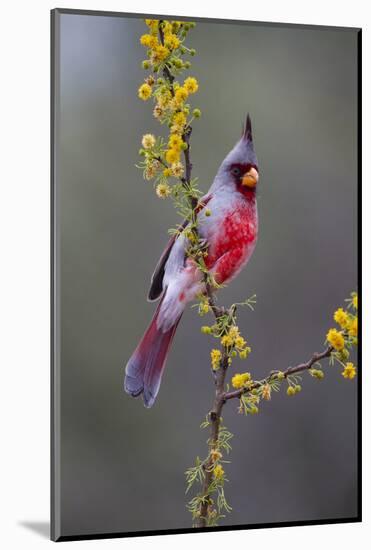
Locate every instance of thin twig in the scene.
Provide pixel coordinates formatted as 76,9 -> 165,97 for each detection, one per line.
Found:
224,346 -> 334,401
198,354 -> 228,525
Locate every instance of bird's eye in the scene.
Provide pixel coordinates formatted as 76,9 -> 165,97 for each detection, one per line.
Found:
231,167 -> 241,177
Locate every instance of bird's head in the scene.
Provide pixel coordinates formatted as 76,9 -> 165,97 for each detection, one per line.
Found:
214,114 -> 259,196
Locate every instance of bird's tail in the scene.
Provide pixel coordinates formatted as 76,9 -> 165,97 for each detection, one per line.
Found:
124,296 -> 181,408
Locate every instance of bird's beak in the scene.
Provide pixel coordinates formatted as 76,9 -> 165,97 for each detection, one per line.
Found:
241,167 -> 259,188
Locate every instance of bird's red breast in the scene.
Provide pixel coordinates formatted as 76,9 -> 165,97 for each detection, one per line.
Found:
205,201 -> 258,284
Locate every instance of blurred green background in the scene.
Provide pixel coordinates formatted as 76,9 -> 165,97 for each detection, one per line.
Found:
56,12 -> 358,537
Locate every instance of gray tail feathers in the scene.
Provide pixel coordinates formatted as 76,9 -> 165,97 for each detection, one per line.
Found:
124,299 -> 181,408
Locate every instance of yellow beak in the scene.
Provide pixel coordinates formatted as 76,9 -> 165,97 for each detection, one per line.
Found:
241,167 -> 259,188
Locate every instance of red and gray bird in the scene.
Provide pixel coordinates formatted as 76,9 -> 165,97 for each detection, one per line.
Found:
125,115 -> 259,407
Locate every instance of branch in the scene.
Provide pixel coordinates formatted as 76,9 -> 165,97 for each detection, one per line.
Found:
198,355 -> 228,525
224,345 -> 334,401
158,23 -> 175,92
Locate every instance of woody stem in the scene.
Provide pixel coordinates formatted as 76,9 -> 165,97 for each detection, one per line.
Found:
196,351 -> 228,528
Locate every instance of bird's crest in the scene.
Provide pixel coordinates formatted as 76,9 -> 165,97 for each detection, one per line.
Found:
242,114 -> 253,143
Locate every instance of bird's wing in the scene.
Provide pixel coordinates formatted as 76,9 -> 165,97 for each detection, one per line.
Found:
147,194 -> 211,301
148,220 -> 188,301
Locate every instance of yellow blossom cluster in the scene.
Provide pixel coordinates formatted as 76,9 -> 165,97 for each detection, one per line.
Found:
137,19 -> 201,200
138,82 -> 152,101
156,182 -> 171,198
348,317 -> 358,337
184,76 -> 199,94
141,134 -> 156,149
326,292 -> 358,380
143,159 -> 161,180
140,20 -> 172,67
333,308 -> 349,329
332,305 -> 358,337
326,328 -> 345,351
171,161 -> 184,177
231,372 -> 252,389
220,325 -> 251,360
342,362 -> 356,380
210,349 -> 222,370
199,299 -> 210,316
213,464 -> 224,480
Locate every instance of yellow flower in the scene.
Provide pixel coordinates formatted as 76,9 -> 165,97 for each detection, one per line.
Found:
211,349 -> 222,370
152,45 -> 170,62
213,464 -> 224,480
168,134 -> 184,150
171,111 -> 187,130
200,301 -> 209,315
145,19 -> 159,32
174,87 -> 189,104
156,183 -> 171,198
170,124 -> 184,135
140,34 -> 158,48
235,336 -> 247,349
141,134 -> 156,149
171,161 -> 184,177
144,161 -> 160,180
161,21 -> 173,35
334,308 -> 349,329
326,328 -> 345,351
184,77 -> 199,94
138,83 -> 152,100
157,90 -> 172,108
231,372 -> 251,389
348,317 -> 358,337
172,111 -> 187,124
228,326 -> 240,340
221,334 -> 234,348
352,293 -> 358,310
342,362 -> 356,380
164,33 -> 180,50
165,148 -> 180,164
163,167 -> 172,177
214,464 -> 224,479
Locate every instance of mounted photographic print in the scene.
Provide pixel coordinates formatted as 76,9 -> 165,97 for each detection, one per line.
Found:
51,9 -> 361,541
